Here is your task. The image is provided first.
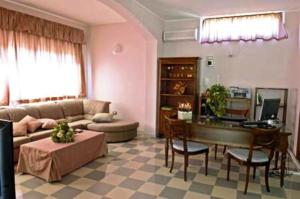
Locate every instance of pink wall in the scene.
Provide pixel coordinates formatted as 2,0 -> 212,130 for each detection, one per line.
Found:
90,23 -> 147,131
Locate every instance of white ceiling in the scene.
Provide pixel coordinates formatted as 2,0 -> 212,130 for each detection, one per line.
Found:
136,0 -> 300,20
10,0 -> 126,25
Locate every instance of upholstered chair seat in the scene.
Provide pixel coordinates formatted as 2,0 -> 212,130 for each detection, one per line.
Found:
227,148 -> 269,163
173,140 -> 209,153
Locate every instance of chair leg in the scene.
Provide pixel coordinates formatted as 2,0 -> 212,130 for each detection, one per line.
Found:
227,155 -> 231,181
184,154 -> 188,181
223,145 -> 227,154
214,144 -> 218,160
244,165 -> 251,194
205,152 -> 208,176
265,164 -> 270,192
274,151 -> 279,169
170,149 -> 175,173
253,166 -> 256,179
165,138 -> 169,167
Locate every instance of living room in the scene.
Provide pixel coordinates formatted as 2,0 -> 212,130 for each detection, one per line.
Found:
0,0 -> 300,199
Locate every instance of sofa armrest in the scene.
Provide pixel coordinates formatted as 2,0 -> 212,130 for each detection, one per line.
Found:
83,99 -> 111,115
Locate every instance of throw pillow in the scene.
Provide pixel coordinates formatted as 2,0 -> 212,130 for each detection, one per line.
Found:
92,111 -> 117,123
13,122 -> 27,137
27,120 -> 43,133
38,118 -> 57,129
21,115 -> 42,133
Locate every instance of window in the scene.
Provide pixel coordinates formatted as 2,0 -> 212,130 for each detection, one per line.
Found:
200,12 -> 288,43
0,30 -> 84,105
0,7 -> 86,105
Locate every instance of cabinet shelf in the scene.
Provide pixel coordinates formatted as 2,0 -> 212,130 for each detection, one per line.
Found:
160,94 -> 194,97
161,78 -> 195,81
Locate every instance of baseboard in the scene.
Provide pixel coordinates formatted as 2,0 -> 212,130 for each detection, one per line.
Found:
137,131 -> 156,138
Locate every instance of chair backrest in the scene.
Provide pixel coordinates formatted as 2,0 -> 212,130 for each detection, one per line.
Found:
225,108 -> 249,117
164,116 -> 189,152
247,127 -> 281,163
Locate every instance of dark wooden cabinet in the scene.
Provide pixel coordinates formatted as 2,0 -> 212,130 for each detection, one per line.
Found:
156,57 -> 200,137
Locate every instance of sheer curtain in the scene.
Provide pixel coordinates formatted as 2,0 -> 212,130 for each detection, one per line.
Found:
200,13 -> 288,43
0,30 -> 85,105
0,29 -> 14,105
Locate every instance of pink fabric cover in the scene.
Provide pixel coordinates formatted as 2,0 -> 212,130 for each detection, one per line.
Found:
17,130 -> 107,182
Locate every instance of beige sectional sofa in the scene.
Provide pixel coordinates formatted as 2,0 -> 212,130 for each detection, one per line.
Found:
0,99 -> 139,162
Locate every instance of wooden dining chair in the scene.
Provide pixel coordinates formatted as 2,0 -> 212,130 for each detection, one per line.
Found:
226,127 -> 280,194
165,116 -> 209,181
214,108 -> 249,160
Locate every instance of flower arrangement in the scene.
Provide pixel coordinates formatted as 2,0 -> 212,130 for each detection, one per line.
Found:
178,102 -> 192,112
206,84 -> 229,117
51,122 -> 75,143
178,102 -> 192,120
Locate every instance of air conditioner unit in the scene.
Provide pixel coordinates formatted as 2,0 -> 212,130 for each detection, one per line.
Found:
163,28 -> 198,42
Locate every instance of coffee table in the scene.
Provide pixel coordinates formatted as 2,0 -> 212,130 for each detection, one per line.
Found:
17,130 -> 107,182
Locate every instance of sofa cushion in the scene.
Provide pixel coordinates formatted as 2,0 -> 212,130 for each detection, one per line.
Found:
28,130 -> 52,141
83,99 -> 110,115
7,107 -> 27,122
87,120 -> 139,132
67,115 -> 85,122
38,103 -> 65,120
23,106 -> 41,119
68,119 -> 93,129
60,100 -> 84,117
0,109 -> 9,120
13,136 -> 31,148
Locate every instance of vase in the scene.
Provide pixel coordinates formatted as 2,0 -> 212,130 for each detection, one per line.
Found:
178,111 -> 192,120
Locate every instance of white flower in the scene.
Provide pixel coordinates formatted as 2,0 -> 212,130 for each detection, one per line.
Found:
57,132 -> 64,138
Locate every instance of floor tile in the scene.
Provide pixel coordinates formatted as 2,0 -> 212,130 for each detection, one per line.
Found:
119,178 -> 145,190
52,186 -> 82,199
87,182 -> 114,195
189,182 -> 213,195
85,170 -> 106,181
114,167 -> 135,176
21,177 -> 45,189
130,191 -> 157,199
211,186 -> 237,199
159,186 -> 187,199
148,174 -> 172,185
106,187 -> 134,199
21,190 -> 47,199
138,182 -> 164,196
68,177 -> 96,190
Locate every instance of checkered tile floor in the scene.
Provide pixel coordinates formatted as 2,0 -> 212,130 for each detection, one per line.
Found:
15,133 -> 300,199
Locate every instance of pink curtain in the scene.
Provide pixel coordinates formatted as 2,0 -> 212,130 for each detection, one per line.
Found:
0,7 -> 86,105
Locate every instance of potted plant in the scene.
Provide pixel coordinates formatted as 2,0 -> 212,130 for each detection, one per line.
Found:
178,102 -> 192,120
51,122 -> 75,143
206,84 -> 229,117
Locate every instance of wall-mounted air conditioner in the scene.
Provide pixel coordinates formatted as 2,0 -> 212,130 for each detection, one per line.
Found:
163,28 -> 198,42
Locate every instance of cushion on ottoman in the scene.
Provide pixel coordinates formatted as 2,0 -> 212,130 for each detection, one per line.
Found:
87,120 -> 139,132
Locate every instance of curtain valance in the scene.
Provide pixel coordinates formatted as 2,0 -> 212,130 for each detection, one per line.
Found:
0,7 -> 85,44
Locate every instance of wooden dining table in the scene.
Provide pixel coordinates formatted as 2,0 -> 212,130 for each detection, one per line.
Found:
164,117 -> 292,187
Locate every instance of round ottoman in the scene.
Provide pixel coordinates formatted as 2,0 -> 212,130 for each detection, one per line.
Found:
87,120 -> 139,142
